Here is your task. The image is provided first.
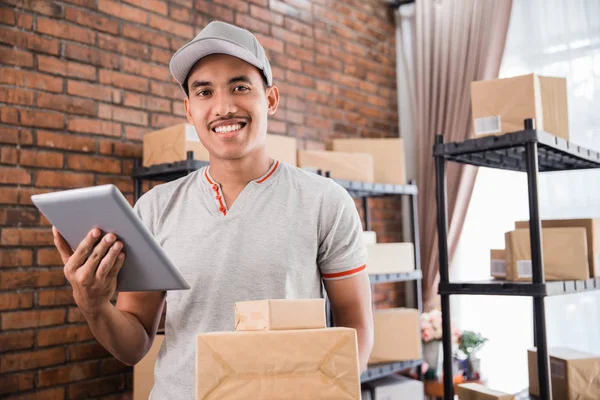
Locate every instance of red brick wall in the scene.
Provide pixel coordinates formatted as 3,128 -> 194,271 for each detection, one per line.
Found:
0,0 -> 401,398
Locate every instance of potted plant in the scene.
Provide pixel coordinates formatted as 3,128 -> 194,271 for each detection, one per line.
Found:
457,330 -> 488,379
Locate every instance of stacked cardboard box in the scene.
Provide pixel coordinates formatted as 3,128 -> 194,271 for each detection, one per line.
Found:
470,74 -> 569,139
515,218 -> 600,277
143,124 -> 298,167
197,299 -> 361,399
297,150 -> 374,182
489,227 -> 589,281
528,347 -> 600,399
364,374 -> 424,399
332,138 -> 407,185
366,243 -> 415,275
457,383 -> 515,400
369,308 -> 421,365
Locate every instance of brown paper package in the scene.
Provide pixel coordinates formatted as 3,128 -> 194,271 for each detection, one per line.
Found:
234,299 -> 326,331
516,218 -> 600,277
457,383 -> 515,400
369,308 -> 421,364
505,228 -> 589,281
196,327 -> 360,400
490,249 -> 507,279
528,347 -> 600,400
470,73 -> 569,139
332,138 -> 406,185
297,150 -> 374,182
133,334 -> 164,400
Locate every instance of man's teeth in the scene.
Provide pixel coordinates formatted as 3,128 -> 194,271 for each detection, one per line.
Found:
214,124 -> 242,133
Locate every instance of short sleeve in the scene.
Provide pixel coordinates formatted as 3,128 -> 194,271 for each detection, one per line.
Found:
132,190 -> 156,237
317,181 -> 368,280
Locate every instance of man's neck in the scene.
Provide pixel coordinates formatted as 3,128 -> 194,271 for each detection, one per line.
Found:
209,150 -> 272,189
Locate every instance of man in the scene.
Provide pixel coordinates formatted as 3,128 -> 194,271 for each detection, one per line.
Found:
53,21 -> 374,399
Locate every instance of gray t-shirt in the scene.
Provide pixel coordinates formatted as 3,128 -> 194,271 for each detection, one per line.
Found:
133,160 -> 367,400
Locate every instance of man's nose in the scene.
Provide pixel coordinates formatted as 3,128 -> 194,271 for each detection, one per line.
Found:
212,91 -> 237,117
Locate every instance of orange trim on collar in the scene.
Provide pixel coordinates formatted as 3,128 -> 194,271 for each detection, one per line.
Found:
204,168 -> 214,185
256,160 -> 279,184
321,264 -> 366,279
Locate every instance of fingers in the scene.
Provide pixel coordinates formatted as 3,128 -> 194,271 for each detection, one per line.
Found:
78,232 -> 118,279
96,240 -> 124,280
64,228 -> 101,277
53,226 -> 74,265
108,251 -> 126,279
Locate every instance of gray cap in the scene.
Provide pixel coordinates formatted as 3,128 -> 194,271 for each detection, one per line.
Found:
169,21 -> 273,92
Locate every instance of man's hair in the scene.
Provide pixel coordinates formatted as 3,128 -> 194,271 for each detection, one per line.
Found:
183,68 -> 270,98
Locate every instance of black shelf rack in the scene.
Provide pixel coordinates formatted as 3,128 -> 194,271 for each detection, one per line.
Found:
132,155 -> 424,385
433,119 -> 600,400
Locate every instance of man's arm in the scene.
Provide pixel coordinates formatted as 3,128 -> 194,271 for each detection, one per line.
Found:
323,273 -> 374,373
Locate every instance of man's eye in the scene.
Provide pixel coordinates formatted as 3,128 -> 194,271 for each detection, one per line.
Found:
196,90 -> 211,97
233,86 -> 249,92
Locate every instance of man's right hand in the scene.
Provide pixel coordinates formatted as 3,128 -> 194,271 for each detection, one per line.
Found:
53,227 -> 126,319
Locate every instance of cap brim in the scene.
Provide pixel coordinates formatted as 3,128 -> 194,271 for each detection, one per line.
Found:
169,37 -> 265,86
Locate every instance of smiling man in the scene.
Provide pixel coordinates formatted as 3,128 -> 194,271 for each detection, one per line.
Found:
52,21 -> 374,400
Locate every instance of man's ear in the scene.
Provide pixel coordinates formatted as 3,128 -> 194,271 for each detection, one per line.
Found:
184,97 -> 194,125
266,86 -> 279,116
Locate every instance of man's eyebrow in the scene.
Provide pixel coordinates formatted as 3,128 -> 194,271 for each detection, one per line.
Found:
189,76 -> 252,89
228,75 -> 252,84
190,80 -> 211,89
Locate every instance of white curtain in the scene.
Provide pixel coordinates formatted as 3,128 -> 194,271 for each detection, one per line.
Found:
452,0 -> 600,392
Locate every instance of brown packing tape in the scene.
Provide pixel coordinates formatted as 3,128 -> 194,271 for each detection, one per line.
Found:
196,328 -> 360,400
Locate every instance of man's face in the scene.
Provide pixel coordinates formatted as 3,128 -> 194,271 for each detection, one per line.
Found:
183,54 -> 279,162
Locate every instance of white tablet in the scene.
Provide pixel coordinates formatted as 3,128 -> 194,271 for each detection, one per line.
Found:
31,185 -> 190,292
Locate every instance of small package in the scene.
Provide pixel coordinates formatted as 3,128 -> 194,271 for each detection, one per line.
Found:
369,308 -> 421,364
234,299 -> 325,331
366,243 -> 415,275
332,138 -> 406,184
196,328 -> 360,399
366,375 -> 424,399
528,347 -> 600,399
457,383 -> 514,400
490,249 -> 507,279
470,73 -> 569,139
363,231 -> 377,245
516,218 -> 600,277
297,150 -> 374,182
505,228 -> 589,281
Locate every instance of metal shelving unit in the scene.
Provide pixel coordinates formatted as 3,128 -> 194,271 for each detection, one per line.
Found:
132,155 -> 424,385
433,119 -> 600,400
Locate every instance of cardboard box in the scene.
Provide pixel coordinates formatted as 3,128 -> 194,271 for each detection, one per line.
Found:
234,299 -> 325,331
361,388 -> 372,400
457,383 -> 514,400
143,124 -> 298,167
471,74 -> 569,139
297,150 -> 374,182
505,228 -> 589,281
133,334 -> 164,400
369,308 -> 421,364
516,219 -> 600,277
366,375 -> 424,399
490,249 -> 507,279
363,231 -> 377,245
528,347 -> 600,399
332,138 -> 406,185
366,243 -> 415,275
196,327 -> 360,399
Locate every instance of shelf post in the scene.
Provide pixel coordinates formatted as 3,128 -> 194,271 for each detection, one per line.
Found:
133,158 -> 142,204
362,197 -> 371,231
434,134 -> 454,400
409,179 -> 423,314
524,118 -> 552,399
